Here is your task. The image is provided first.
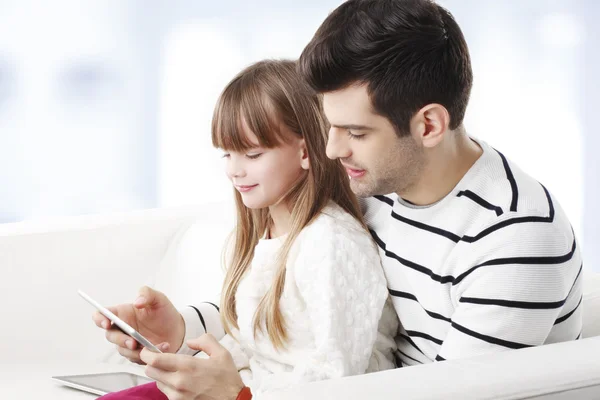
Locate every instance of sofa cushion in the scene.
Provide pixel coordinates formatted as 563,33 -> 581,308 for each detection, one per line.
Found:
152,200 -> 234,307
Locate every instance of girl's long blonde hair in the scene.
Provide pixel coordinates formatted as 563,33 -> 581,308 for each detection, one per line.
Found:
212,59 -> 364,349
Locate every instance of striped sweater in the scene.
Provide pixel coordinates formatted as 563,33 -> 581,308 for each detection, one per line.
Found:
181,138 -> 583,367
364,138 -> 583,365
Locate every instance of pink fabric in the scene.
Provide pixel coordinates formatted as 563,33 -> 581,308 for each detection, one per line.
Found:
99,382 -> 168,400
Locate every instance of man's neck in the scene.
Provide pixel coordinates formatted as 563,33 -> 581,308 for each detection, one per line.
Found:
399,132 -> 482,206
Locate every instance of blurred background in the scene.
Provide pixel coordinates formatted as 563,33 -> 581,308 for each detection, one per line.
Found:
0,0 -> 597,270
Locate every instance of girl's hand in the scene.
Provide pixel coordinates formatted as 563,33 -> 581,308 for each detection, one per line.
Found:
92,286 -> 184,364
141,334 -> 245,400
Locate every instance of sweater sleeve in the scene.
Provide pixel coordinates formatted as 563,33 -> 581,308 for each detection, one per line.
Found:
176,302 -> 226,356
249,218 -> 390,395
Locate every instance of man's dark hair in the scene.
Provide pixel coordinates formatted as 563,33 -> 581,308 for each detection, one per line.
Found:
299,0 -> 473,136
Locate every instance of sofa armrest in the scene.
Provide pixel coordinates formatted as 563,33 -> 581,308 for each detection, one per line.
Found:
263,337 -> 600,400
0,207 -> 202,363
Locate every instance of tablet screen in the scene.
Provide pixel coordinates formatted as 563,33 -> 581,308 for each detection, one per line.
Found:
53,372 -> 153,394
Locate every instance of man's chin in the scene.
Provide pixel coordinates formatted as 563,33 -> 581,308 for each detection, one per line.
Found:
349,180 -> 376,198
350,178 -> 399,198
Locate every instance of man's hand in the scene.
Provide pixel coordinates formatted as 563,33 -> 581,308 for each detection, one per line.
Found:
141,334 -> 245,400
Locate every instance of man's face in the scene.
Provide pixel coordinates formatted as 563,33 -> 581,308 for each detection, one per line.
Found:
322,84 -> 425,198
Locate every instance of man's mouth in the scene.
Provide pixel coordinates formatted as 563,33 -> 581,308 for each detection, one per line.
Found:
343,165 -> 366,178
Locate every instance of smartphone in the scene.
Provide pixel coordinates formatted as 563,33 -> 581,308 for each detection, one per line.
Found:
78,289 -> 162,353
52,372 -> 153,395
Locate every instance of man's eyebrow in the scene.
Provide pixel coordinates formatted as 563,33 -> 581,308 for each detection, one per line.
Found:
330,124 -> 374,131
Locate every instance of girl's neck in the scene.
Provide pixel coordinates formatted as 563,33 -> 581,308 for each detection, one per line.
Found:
267,202 -> 292,239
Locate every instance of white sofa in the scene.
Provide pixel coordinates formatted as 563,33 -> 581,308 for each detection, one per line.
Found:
1,202 -> 600,399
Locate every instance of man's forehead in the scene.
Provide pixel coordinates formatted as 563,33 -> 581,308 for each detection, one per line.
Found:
323,86 -> 375,123
323,95 -> 377,130
323,84 -> 370,105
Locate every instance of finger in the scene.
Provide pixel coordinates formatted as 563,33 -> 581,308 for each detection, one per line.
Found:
186,333 -> 224,357
140,348 -> 187,372
157,342 -> 171,352
155,381 -> 168,395
145,366 -> 176,385
105,328 -> 138,349
134,286 -> 163,309
93,305 -> 124,328
117,346 -> 143,364
105,305 -> 120,315
155,381 -> 184,400
151,370 -> 192,398
92,311 -> 111,330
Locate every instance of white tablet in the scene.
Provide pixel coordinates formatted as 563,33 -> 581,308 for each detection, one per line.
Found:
52,372 -> 153,395
78,289 -> 162,353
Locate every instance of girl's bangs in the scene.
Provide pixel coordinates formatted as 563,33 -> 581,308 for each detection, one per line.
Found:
212,80 -> 286,152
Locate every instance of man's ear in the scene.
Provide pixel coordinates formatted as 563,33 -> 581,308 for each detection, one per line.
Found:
410,103 -> 450,148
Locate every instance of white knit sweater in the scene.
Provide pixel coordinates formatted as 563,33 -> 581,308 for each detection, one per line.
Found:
179,203 -> 398,395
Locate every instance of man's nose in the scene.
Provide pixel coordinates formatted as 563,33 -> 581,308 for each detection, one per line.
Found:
326,128 -> 351,160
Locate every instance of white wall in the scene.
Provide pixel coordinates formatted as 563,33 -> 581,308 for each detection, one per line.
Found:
0,0 -> 597,269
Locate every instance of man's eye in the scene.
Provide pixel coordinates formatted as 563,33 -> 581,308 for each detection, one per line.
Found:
347,130 -> 365,140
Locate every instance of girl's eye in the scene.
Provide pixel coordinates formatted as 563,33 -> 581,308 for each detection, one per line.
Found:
347,130 -> 365,140
222,153 -> 230,158
246,153 -> 262,160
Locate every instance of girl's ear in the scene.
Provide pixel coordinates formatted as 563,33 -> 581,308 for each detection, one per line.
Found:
300,139 -> 310,170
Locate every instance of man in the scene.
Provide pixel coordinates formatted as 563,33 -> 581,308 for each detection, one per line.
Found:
296,0 -> 582,364
95,1 -> 582,398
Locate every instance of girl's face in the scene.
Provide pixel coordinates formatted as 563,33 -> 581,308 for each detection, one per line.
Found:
222,121 -> 308,210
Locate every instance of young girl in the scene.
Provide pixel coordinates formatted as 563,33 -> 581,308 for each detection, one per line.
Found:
207,59 -> 398,394
98,59 -> 397,399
